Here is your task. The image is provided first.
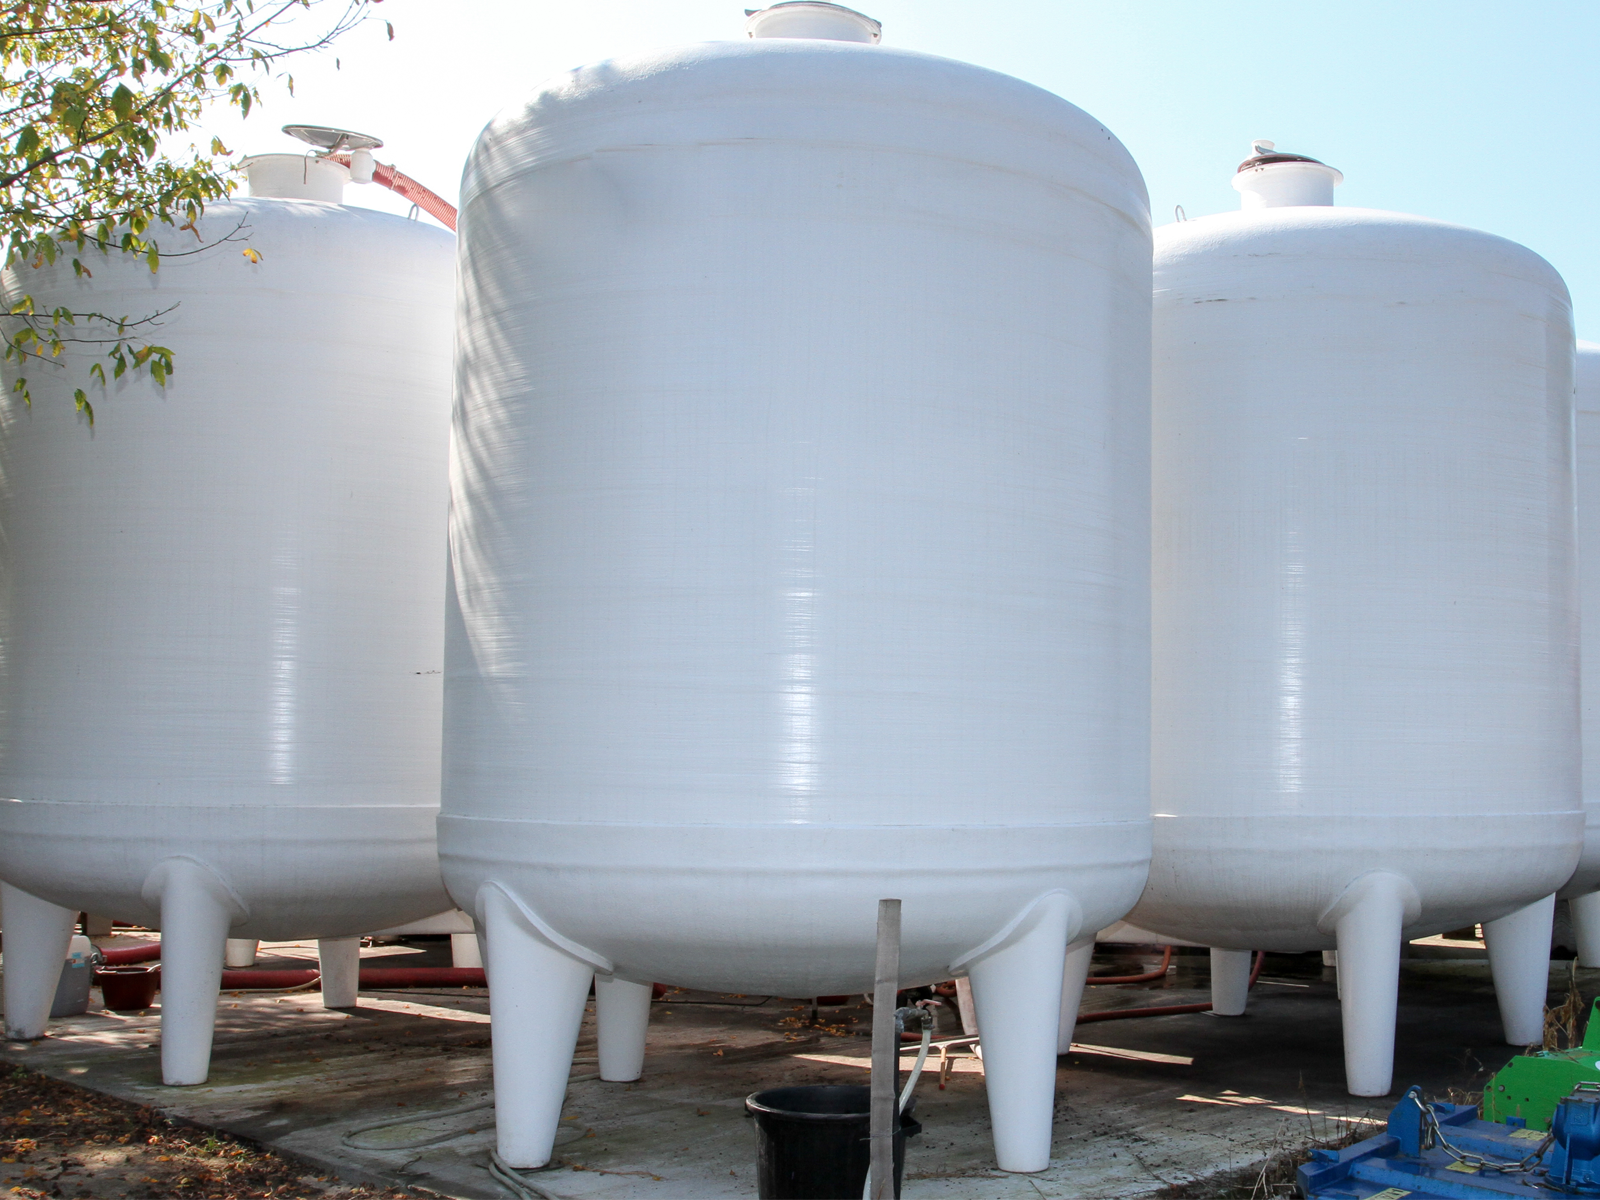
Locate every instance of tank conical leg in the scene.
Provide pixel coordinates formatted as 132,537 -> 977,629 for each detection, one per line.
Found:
482,887 -> 595,1169
1055,936 -> 1095,1054
1330,874 -> 1413,1097
1,882 -> 77,1041
318,938 -> 361,1010
1483,893 -> 1555,1047
954,976 -> 978,1036
595,976 -> 652,1081
965,893 -> 1075,1173
1210,949 -> 1253,1017
1569,892 -> 1600,968
224,939 -> 259,968
154,860 -> 238,1085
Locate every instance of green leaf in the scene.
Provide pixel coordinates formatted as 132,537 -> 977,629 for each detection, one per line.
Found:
110,84 -> 135,124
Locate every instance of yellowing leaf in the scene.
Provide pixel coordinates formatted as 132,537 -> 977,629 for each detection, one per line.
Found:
241,247 -> 262,264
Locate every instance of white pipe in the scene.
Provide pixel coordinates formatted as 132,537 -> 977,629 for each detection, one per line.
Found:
594,976 -> 651,1082
1483,893 -> 1555,1046
0,882 -> 76,1041
1209,948 -> 1253,1017
318,937 -> 361,1010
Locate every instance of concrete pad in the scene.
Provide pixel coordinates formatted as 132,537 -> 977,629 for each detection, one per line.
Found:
0,945 -> 1582,1198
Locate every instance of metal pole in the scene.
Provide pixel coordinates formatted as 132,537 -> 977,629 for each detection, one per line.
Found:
870,898 -> 902,1200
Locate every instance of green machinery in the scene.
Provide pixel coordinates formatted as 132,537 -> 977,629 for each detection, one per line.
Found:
1486,999 -> 1600,1130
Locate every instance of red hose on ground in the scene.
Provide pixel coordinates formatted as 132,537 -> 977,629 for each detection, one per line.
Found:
1085,945 -> 1173,985
1074,950 -> 1265,1024
97,957 -> 488,991
99,943 -> 162,965
216,966 -> 487,990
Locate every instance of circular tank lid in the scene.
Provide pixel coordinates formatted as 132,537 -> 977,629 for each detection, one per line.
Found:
1231,140 -> 1343,208
1234,139 -> 1334,174
744,2 -> 882,43
282,124 -> 384,153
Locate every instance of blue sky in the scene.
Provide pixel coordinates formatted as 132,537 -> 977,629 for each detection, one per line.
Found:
204,0 -> 1600,336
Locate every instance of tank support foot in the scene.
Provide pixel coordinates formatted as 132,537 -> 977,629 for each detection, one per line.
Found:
451,932 -> 483,968
319,937 -> 361,1009
1569,892 -> 1600,969
150,858 -> 241,1085
481,886 -> 595,1169
1324,871 -> 1417,1097
1055,935 -> 1095,1054
0,882 -> 77,1041
954,977 -> 978,1036
1210,948 -> 1253,1016
1484,893 -> 1555,1047
224,939 -> 258,968
595,976 -> 651,1081
964,891 -> 1076,1172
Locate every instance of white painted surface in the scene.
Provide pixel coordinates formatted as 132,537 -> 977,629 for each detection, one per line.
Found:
445,25 -> 1150,1005
239,153 -> 351,201
0,188 -> 455,941
1134,166 -> 1580,957
1232,157 -> 1342,208
444,26 -> 1151,1171
1129,150 -> 1579,1094
0,177 -> 456,1078
1483,893 -> 1556,1045
1563,341 -> 1600,969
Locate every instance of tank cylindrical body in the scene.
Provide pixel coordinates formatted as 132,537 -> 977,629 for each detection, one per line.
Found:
0,164 -> 455,939
1133,196 -> 1579,950
1127,154 -> 1579,1095
1127,151 -> 1579,1093
447,26 -> 1151,1170
1563,343 -> 1600,927
444,36 -> 1151,998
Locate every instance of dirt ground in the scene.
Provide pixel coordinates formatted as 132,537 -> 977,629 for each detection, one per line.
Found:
0,1065 -> 440,1200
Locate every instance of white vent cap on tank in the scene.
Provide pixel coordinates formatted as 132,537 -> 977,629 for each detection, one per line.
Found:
1231,139 -> 1344,209
744,2 -> 881,43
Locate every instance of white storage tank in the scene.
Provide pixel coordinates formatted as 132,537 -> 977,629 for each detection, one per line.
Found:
443,2 -> 1152,1173
1128,143 -> 1581,1096
0,152 -> 455,1083
1564,340 -> 1600,963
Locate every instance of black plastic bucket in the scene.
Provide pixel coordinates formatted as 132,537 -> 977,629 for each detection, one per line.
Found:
745,1084 -> 921,1199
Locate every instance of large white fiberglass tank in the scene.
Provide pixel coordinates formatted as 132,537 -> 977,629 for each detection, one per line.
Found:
1564,341 -> 1600,963
443,2 -> 1152,1174
0,152 -> 454,1083
1129,144 -> 1580,1096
